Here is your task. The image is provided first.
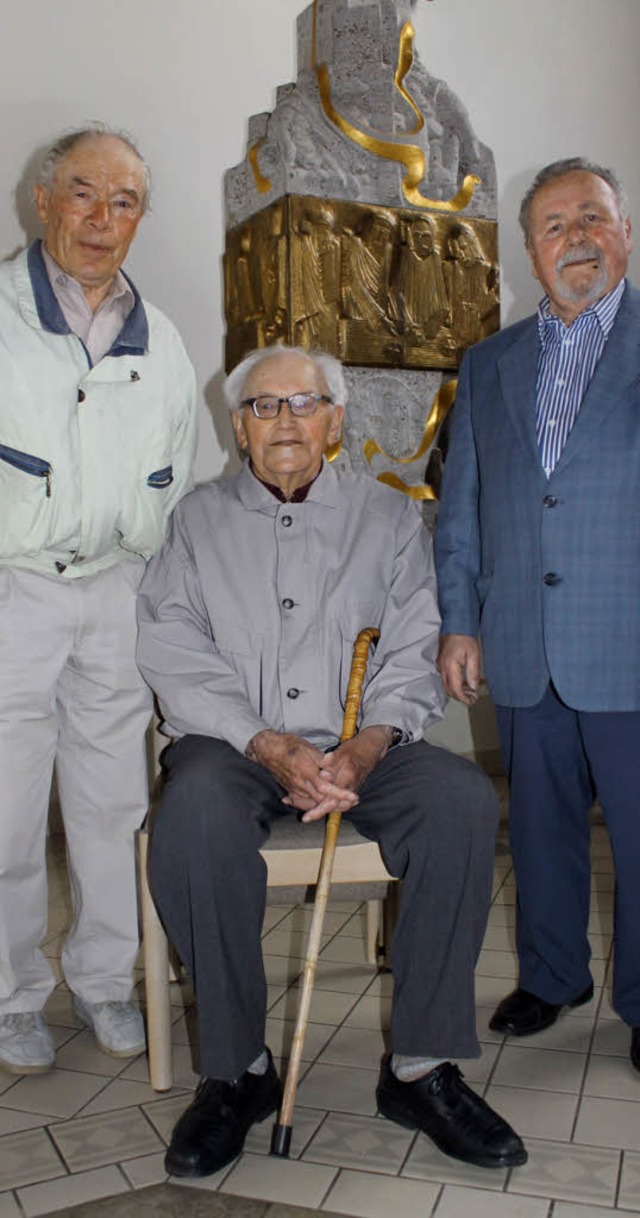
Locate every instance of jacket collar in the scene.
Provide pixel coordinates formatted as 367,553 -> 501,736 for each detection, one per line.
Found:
236,457 -> 340,511
24,240 -> 149,357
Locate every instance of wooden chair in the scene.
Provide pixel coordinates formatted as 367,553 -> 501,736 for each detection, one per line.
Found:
137,816 -> 399,1091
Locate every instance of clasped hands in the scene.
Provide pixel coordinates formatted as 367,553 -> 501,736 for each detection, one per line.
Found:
246,725 -> 392,822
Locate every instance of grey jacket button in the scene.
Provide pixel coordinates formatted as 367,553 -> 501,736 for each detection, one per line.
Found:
287,687 -> 300,699
281,515 -> 293,527
282,598 -> 294,609
543,572 -> 560,585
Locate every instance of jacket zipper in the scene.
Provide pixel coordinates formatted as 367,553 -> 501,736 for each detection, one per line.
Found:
0,443 -> 52,497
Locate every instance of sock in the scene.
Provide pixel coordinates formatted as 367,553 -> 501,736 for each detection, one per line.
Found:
247,1049 -> 269,1076
391,1053 -> 446,1082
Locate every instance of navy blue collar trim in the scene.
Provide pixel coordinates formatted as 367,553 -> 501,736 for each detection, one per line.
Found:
27,240 -> 149,357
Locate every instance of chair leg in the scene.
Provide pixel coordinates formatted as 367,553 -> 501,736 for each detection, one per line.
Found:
137,830 -> 174,1091
365,899 -> 383,965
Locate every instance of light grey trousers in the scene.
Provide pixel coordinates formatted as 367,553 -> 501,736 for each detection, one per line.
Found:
150,735 -> 498,1080
0,563 -> 152,1013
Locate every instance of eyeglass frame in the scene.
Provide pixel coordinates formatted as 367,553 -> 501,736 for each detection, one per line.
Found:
240,392 -> 334,419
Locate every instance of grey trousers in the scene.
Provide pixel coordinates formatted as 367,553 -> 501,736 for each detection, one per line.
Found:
150,736 -> 498,1080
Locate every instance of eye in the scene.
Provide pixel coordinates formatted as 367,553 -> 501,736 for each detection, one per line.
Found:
114,198 -> 134,211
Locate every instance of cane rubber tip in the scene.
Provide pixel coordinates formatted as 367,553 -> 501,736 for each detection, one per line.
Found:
270,1124 -> 292,1157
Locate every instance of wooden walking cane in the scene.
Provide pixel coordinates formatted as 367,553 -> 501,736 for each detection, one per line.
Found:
271,626 -> 381,1158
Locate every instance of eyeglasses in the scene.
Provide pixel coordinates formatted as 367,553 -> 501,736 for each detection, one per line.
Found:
240,393 -> 333,419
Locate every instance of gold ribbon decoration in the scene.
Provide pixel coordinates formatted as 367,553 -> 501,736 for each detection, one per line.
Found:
363,379 -> 457,500
312,3 -> 479,212
248,138 -> 272,194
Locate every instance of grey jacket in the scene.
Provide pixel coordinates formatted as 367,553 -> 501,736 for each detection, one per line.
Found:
137,460 -> 445,753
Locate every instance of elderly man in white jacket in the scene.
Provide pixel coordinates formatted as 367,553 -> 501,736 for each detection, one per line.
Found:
136,344 -> 526,1178
0,125 -> 196,1073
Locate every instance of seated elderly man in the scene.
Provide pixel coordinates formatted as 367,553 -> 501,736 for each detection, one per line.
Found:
136,345 -> 526,1177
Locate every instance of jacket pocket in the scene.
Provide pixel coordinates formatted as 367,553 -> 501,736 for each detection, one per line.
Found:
0,443 -> 52,497
147,465 -> 174,489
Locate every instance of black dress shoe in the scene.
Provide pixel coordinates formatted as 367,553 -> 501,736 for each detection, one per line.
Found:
489,984 -> 594,1037
631,1027 -> 640,1073
165,1050 -> 283,1177
376,1058 -> 527,1169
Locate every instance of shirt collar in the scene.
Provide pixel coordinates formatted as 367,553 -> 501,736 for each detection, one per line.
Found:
248,461 -> 322,504
537,277 -> 626,346
27,239 -> 149,356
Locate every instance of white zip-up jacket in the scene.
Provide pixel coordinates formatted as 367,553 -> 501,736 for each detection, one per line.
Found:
0,242 -> 197,578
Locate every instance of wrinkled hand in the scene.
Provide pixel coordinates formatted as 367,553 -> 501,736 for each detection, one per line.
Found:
246,729 -> 358,818
436,633 -> 481,705
297,726 -> 392,823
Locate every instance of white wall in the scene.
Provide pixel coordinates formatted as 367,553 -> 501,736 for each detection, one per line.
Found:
2,0 -> 639,486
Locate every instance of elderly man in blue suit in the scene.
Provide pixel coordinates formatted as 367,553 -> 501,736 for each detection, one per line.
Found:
435,157 -> 640,1072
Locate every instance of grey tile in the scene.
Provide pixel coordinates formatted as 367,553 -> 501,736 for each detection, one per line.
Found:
50,1105 -> 163,1171
491,1045 -> 586,1094
1,1070 -> 110,1119
0,1191 -> 21,1217
221,1151 -> 337,1208
303,1111 -> 413,1173
119,1151 -> 168,1189
323,1168 -> 441,1217
619,1149 -> 640,1211
403,1132 -> 508,1189
574,1095 -> 640,1151
506,1137 -> 620,1205
16,1166 -> 128,1216
483,1083 -> 579,1140
0,1127 -> 65,1191
317,1025 -> 386,1071
297,1064 -> 378,1117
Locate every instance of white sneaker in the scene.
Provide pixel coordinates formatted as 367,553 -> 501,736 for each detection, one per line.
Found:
0,1012 -> 55,1074
73,998 -> 145,1058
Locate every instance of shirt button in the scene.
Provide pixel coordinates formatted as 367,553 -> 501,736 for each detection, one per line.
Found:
281,515 -> 293,527
282,598 -> 294,609
543,495 -> 557,508
287,687 -> 300,699
78,390 -> 86,403
543,572 -> 560,586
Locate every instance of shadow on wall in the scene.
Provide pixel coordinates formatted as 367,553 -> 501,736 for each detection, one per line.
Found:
499,166 -> 544,328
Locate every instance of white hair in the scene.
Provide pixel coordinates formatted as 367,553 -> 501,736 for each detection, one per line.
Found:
224,345 -> 349,412
37,123 -> 152,213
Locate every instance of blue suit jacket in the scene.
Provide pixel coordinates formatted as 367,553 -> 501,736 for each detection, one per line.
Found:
435,281 -> 640,711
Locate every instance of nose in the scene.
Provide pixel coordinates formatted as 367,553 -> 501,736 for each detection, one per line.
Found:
87,199 -> 111,229
566,217 -> 588,244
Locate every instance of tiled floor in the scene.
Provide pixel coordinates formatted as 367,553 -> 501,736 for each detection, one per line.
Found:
1,808 -> 639,1218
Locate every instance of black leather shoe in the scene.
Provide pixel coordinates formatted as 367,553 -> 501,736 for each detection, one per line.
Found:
165,1050 -> 283,1177
489,984 -> 594,1037
376,1058 -> 527,1169
631,1027 -> 640,1073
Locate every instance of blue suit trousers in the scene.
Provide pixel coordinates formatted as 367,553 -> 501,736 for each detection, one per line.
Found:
496,684 -> 640,1026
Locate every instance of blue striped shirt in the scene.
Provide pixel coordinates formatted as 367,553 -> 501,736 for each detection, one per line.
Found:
536,278 -> 626,477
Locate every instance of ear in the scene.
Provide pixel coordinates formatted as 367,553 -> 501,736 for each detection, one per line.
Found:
527,243 -> 541,285
624,217 -> 633,254
34,184 -> 49,226
327,404 -> 345,444
231,409 -> 248,450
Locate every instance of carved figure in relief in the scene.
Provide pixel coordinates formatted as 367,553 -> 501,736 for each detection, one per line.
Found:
228,227 -> 263,326
340,210 -> 398,332
392,214 -> 449,343
292,206 -> 341,347
443,222 -> 499,348
259,208 -> 288,344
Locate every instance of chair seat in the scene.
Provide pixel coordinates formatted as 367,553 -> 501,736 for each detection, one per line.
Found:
263,814 -> 394,903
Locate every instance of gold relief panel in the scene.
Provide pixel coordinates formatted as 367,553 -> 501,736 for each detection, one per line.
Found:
224,197 -> 499,373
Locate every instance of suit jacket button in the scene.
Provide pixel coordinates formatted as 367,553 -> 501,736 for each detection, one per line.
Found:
543,495 -> 557,508
543,572 -> 560,585
282,598 -> 294,609
287,687 -> 300,699
281,515 -> 293,527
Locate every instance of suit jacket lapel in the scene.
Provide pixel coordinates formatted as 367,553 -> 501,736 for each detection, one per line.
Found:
497,319 -> 540,464
553,283 -> 640,474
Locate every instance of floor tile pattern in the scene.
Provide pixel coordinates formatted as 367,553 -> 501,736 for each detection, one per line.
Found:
1,819 -> 639,1218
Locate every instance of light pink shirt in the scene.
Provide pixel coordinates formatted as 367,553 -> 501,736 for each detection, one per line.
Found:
42,246 -> 134,364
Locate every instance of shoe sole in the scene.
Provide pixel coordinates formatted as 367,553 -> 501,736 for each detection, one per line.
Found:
377,1093 -> 528,1169
0,1057 -> 54,1075
165,1094 -> 283,1178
